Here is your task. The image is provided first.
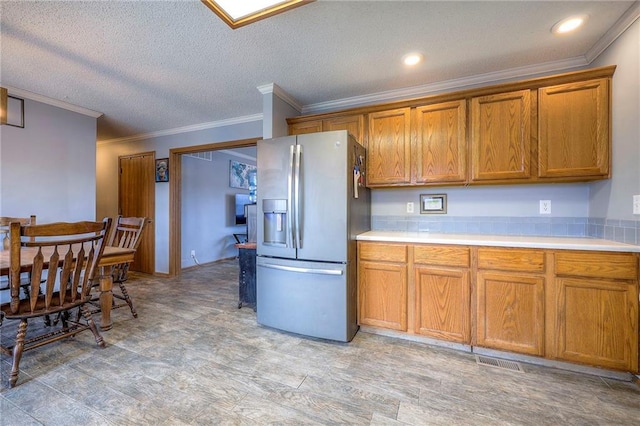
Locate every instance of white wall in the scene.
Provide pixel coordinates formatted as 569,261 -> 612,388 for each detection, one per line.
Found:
181,149 -> 256,267
0,99 -> 97,222
589,17 -> 640,219
96,120 -> 262,273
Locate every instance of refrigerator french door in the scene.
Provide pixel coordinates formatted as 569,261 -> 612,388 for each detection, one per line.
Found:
256,130 -> 369,342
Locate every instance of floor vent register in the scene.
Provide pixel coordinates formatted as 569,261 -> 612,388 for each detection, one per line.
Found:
475,355 -> 525,373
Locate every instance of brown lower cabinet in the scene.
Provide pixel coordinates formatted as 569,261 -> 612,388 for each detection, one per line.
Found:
357,241 -> 639,373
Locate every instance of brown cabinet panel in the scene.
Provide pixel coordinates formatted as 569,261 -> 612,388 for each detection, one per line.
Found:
367,108 -> 411,185
414,100 -> 467,183
555,251 -> 637,280
553,277 -> 638,371
358,260 -> 407,331
477,248 -> 545,273
323,115 -> 365,145
414,245 -> 469,267
538,78 -> 610,178
415,266 -> 470,343
476,271 -> 545,356
288,120 -> 322,135
471,90 -> 531,181
359,242 -> 407,263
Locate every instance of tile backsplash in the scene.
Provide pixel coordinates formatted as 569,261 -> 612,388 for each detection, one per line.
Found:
371,215 -> 640,246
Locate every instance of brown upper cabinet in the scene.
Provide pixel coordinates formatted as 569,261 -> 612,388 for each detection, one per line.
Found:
366,108 -> 412,185
287,65 -> 615,188
470,90 -> 531,182
538,78 -> 610,179
414,100 -> 467,184
288,113 -> 365,144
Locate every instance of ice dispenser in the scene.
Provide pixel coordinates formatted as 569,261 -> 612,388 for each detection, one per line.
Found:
262,199 -> 287,247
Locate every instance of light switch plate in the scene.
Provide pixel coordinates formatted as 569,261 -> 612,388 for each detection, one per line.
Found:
406,202 -> 414,213
633,195 -> 640,215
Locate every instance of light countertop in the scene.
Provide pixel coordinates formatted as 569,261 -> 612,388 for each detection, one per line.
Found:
357,231 -> 640,252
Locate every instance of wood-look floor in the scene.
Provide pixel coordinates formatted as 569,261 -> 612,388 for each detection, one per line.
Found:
1,259 -> 639,425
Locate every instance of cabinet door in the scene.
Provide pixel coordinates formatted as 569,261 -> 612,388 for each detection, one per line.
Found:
289,120 -> 322,135
367,108 -> 411,186
358,260 -> 407,331
476,271 -> 544,356
538,78 -> 610,178
553,277 -> 638,372
414,100 -> 467,184
471,90 -> 531,182
324,114 -> 365,145
415,266 -> 470,343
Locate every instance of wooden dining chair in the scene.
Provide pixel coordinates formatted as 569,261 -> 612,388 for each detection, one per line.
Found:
0,218 -> 112,388
91,215 -> 146,318
0,215 -> 37,297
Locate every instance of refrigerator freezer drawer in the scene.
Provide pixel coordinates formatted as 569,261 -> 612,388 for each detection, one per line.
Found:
256,257 -> 358,342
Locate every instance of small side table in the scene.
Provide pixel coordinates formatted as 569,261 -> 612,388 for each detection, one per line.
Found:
235,242 -> 256,311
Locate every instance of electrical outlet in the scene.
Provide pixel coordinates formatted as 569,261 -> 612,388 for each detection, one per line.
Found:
539,200 -> 551,215
406,202 -> 414,213
190,250 -> 196,257
634,195 -> 640,215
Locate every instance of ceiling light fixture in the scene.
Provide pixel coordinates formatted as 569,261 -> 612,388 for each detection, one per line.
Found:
403,52 -> 423,66
552,15 -> 588,34
201,0 -> 314,29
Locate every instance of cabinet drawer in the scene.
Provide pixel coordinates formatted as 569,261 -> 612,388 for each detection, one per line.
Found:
477,248 -> 545,273
414,245 -> 470,267
555,251 -> 638,280
358,242 -> 407,263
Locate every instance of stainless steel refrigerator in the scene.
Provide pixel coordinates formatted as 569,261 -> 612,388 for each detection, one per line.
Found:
256,130 -> 370,342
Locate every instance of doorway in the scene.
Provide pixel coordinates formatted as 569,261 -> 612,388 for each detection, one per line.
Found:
168,137 -> 260,276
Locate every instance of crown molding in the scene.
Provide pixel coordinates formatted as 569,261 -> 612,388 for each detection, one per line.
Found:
585,1 -> 640,63
257,82 -> 302,112
1,86 -> 103,118
301,56 -> 589,115
98,113 -> 263,145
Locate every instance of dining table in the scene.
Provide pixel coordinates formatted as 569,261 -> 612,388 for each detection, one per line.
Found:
0,245 -> 135,331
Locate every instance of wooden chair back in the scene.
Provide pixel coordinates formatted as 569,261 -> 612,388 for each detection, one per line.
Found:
5,219 -> 110,316
108,215 -> 146,250
1,215 -> 36,249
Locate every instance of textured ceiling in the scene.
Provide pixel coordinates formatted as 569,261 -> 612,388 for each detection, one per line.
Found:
1,1 -> 638,142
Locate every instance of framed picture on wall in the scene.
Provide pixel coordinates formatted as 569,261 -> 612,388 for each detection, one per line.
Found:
155,158 -> 169,182
229,160 -> 256,189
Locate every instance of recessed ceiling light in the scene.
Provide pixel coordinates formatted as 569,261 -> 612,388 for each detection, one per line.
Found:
403,53 -> 423,66
552,15 -> 588,34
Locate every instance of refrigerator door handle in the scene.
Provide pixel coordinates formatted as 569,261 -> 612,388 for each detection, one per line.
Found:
287,144 -> 295,249
259,262 -> 344,276
294,144 -> 302,249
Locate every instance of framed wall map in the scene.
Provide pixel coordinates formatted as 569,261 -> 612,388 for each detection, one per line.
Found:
229,160 -> 256,189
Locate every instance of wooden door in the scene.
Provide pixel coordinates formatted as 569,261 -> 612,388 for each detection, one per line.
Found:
471,90 -> 531,182
553,277 -> 637,371
323,114 -> 365,145
119,153 -> 155,274
415,266 -> 470,343
538,78 -> 610,179
414,100 -> 467,184
476,271 -> 545,356
358,261 -> 407,331
366,108 -> 411,186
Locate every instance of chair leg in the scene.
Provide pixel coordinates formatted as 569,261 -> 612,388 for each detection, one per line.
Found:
9,319 -> 28,388
80,305 -> 105,348
117,281 -> 138,318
